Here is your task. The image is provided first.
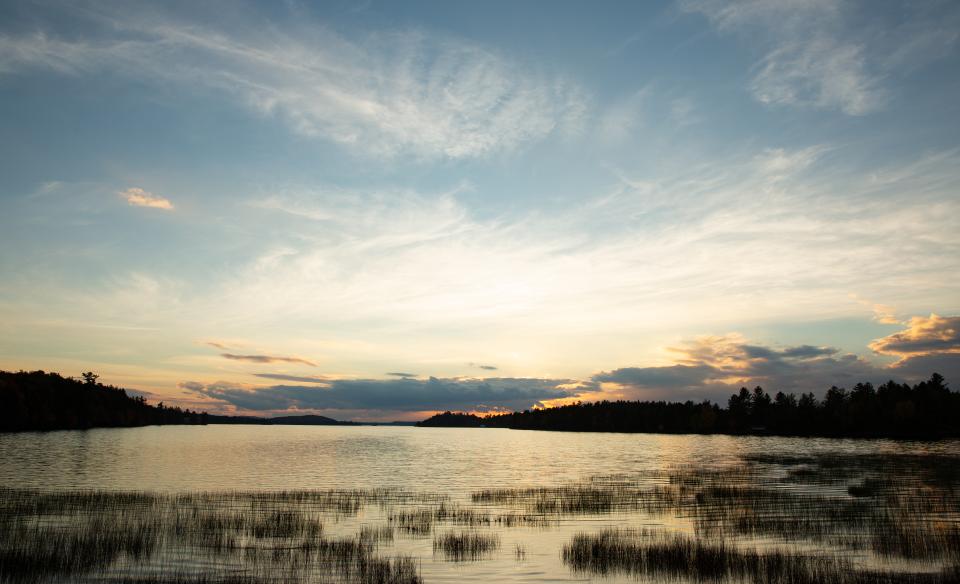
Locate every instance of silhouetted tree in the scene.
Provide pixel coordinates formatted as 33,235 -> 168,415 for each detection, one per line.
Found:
417,373 -> 960,439
0,370 -> 209,432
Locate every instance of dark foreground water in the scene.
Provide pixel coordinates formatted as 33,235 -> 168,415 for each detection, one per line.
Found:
0,426 -> 958,583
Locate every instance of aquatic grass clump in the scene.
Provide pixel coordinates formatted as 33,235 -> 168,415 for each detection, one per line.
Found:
0,488 -> 421,584
471,484 -> 677,515
388,503 -> 491,535
359,525 -> 395,545
432,531 -> 500,561
494,512 -> 556,528
561,529 -> 960,584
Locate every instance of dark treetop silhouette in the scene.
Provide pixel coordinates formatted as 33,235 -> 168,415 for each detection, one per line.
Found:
0,370 -> 354,432
4,369 -> 958,438
0,370 -> 207,432
418,374 -> 960,439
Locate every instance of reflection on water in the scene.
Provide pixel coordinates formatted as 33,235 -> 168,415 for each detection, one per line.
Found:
0,426 -> 958,583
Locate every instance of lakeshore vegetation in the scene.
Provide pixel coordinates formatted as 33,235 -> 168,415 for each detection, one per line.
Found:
420,373 -> 960,439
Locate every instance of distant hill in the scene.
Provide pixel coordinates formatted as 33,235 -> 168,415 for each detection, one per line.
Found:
416,411 -> 484,427
268,414 -> 354,425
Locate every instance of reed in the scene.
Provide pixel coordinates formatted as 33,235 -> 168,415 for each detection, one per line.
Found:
561,528 -> 960,584
0,488 -> 420,584
432,531 -> 500,561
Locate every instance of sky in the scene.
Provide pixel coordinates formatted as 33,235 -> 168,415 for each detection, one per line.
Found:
1,0 -> 959,421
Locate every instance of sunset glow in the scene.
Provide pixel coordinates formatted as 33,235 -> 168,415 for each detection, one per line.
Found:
1,0 -> 958,420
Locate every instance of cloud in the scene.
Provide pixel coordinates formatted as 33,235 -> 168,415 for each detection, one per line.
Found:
469,363 -> 498,371
119,187 -> 173,210
216,146 -> 960,340
252,373 -> 329,384
220,353 -> 316,366
177,317 -> 960,415
0,9 -> 585,160
594,334 -> 885,402
386,372 -> 418,378
681,0 -> 959,115
868,314 -> 960,385
869,314 -> 960,357
887,353 -> 960,388
593,364 -> 718,389
597,88 -> 647,144
595,317 -> 960,403
184,376 -> 580,413
849,294 -> 900,324
749,38 -> 882,115
177,381 -> 205,392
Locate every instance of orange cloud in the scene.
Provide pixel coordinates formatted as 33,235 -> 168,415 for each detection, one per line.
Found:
869,314 -> 960,359
594,333 -> 876,401
119,187 -> 173,210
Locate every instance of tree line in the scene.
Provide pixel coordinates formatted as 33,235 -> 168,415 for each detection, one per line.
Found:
418,374 -> 960,439
0,370 -> 207,432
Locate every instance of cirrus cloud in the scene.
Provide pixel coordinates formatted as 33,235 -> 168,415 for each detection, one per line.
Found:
681,0 -> 960,115
221,353 -> 317,367
0,7 -> 586,160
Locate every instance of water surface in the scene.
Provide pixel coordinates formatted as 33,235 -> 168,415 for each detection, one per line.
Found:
1,426 -> 957,583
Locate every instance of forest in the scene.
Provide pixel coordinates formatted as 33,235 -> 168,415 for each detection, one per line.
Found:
419,374 -> 960,439
0,370 -> 206,432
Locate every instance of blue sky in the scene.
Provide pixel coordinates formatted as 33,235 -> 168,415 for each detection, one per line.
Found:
1,0 -> 959,420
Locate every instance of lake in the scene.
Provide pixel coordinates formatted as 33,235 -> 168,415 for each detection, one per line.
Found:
1,425 -> 958,583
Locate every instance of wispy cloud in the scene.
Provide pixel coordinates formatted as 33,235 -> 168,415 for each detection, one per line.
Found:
849,294 -> 900,325
469,363 -> 498,371
252,373 -> 329,384
0,9 -> 585,160
749,38 -> 882,115
218,146 -> 960,341
681,0 -> 959,115
119,187 -> 173,210
221,353 -> 316,367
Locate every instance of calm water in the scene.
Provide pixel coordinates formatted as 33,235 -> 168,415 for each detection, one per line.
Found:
1,425 -> 958,583
2,424 -> 952,492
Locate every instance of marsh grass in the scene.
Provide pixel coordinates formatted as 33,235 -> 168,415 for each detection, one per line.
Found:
388,503 -> 491,535
561,528 -> 960,584
432,531 -> 499,561
471,484 -> 678,515
472,452 -> 960,580
2,451 -> 957,583
0,489 -> 420,584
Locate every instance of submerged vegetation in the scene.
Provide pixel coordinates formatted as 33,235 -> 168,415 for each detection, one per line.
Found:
421,373 -> 960,439
1,450 -> 958,583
